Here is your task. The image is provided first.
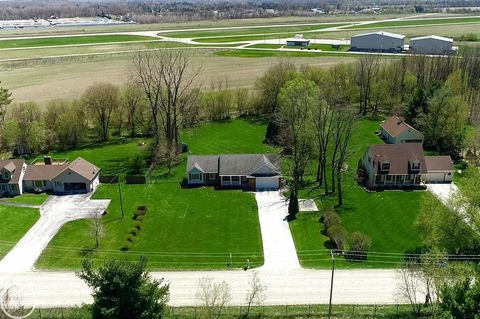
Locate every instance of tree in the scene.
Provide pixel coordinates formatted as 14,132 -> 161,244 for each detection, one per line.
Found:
278,78 -> 316,216
440,276 -> 480,319
89,211 -> 104,250
77,257 -> 169,319
313,99 -> 334,191
244,271 -> 267,318
326,224 -> 347,250
321,209 -> 341,235
132,48 -> 200,148
0,81 -> 12,129
121,84 -> 147,137
396,262 -> 423,316
44,99 -> 85,150
195,276 -> 232,319
255,60 -> 296,144
83,83 -> 120,141
346,231 -> 372,260
356,55 -> 380,116
331,110 -> 354,207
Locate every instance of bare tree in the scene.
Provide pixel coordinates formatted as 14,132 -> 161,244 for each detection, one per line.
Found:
396,262 -> 423,316
83,83 -> 119,141
132,48 -> 201,149
195,276 -> 232,319
0,287 -> 33,319
89,211 -> 104,250
313,99 -> 334,192
244,271 -> 267,318
356,55 -> 380,116
121,84 -> 146,137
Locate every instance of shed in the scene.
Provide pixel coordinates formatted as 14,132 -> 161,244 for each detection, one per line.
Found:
409,35 -> 453,55
350,31 -> 405,52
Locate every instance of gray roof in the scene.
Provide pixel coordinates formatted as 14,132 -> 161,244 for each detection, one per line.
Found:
352,31 -> 405,39
187,154 -> 280,176
410,35 -> 453,42
0,159 -> 25,184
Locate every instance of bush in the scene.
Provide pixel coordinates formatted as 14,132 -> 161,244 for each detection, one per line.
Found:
125,234 -> 135,242
128,227 -> 138,236
346,231 -> 372,261
132,220 -> 143,230
326,224 -> 347,251
121,241 -> 133,251
135,215 -> 145,222
322,210 -> 342,235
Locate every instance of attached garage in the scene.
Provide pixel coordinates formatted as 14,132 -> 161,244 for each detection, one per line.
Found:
425,156 -> 454,184
255,176 -> 280,190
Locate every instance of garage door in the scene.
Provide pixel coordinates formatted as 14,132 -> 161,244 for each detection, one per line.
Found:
255,177 -> 279,190
426,172 -> 446,183
64,182 -> 87,193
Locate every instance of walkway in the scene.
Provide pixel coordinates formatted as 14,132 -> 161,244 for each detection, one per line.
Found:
0,194 -> 110,273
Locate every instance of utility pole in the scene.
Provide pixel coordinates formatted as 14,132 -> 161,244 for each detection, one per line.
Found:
328,250 -> 335,319
118,177 -> 125,219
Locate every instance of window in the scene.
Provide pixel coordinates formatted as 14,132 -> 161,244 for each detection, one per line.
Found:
231,176 -> 240,182
381,162 -> 390,171
56,181 -> 62,187
208,173 -> 216,180
34,180 -> 43,188
375,175 -> 382,183
190,173 -> 201,180
1,185 -> 6,191
4,172 -> 8,179
221,176 -> 230,182
386,175 -> 393,182
411,161 -> 421,170
10,185 -> 15,191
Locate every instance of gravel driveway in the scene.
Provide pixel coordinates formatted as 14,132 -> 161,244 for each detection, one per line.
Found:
0,194 -> 110,273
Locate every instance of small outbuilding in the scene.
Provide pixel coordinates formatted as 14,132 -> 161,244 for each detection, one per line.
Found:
286,35 -> 310,47
409,35 -> 454,55
350,31 -> 405,52
424,156 -> 454,183
380,116 -> 424,144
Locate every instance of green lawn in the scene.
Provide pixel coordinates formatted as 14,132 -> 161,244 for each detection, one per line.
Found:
37,119 -> 273,270
162,23 -> 348,39
246,43 -> 284,49
2,193 -> 49,206
40,138 -> 152,176
307,44 -> 350,51
0,205 -> 40,259
213,49 -> 357,58
0,34 -> 157,49
290,119 -> 428,269
347,17 -> 480,30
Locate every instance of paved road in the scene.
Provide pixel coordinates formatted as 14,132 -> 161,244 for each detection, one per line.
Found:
0,268 -> 404,308
0,194 -> 110,273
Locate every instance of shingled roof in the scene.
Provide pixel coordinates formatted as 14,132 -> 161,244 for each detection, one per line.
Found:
0,159 -> 26,184
368,143 -> 427,175
425,156 -> 454,171
23,157 -> 99,181
380,115 -> 421,137
187,154 -> 280,176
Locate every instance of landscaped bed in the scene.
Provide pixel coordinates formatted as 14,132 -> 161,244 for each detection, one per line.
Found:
0,205 -> 40,259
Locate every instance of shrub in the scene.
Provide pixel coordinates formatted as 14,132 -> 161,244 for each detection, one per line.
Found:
135,215 -> 145,222
125,234 -> 135,242
346,231 -> 372,261
322,210 -> 342,235
326,224 -> 347,251
134,210 -> 147,217
132,220 -> 143,230
121,241 -> 133,251
128,227 -> 138,236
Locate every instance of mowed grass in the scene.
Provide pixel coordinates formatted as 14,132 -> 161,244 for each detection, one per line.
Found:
214,49 -> 354,58
0,34 -> 157,49
0,205 -> 39,259
40,138 -> 152,176
2,193 -> 49,206
162,23 -> 347,39
36,119 -> 273,270
347,16 -> 480,30
290,119 -> 427,269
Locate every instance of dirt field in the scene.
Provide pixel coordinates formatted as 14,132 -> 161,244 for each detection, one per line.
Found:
1,51 -> 354,104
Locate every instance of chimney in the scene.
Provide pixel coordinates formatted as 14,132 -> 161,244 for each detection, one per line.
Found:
44,156 -> 52,165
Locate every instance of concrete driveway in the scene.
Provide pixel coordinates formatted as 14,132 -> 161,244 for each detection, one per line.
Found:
0,194 -> 110,273
427,183 -> 458,204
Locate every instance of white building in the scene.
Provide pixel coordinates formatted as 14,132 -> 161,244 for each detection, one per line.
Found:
409,35 -> 454,55
350,31 -> 405,52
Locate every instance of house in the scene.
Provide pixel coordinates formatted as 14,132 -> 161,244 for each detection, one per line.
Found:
409,35 -> 453,55
186,154 -> 281,190
424,156 -> 454,183
361,143 -> 454,189
0,159 -> 27,197
350,31 -> 405,52
286,35 -> 310,47
362,143 -> 427,189
380,116 -> 424,144
0,157 -> 99,198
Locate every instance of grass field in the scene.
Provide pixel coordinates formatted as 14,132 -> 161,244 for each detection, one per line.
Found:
347,16 -> 480,30
289,119 -> 427,269
162,23 -> 347,39
0,34 -> 157,49
0,205 -> 39,259
214,49 -> 356,58
36,119 -> 273,270
2,193 -> 49,206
